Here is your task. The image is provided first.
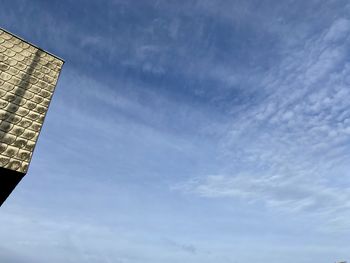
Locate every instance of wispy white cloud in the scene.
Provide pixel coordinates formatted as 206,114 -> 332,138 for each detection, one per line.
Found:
176,16 -> 350,228
163,238 -> 197,254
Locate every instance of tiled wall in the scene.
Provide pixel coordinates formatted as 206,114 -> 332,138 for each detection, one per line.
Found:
0,29 -> 63,174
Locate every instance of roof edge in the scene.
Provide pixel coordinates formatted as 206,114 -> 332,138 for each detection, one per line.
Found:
0,27 -> 65,63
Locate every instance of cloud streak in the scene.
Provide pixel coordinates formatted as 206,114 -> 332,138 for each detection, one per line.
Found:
177,16 -> 350,227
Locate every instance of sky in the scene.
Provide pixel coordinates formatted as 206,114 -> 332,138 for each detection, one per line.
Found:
1,0 -> 350,262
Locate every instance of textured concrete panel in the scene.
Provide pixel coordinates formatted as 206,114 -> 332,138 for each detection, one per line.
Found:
0,28 -> 63,175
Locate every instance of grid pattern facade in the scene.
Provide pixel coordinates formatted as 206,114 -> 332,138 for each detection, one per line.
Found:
0,29 -> 63,174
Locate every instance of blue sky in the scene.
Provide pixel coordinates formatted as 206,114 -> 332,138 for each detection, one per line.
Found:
1,0 -> 350,262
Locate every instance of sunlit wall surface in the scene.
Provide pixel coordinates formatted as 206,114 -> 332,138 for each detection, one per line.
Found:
0,28 -> 63,205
